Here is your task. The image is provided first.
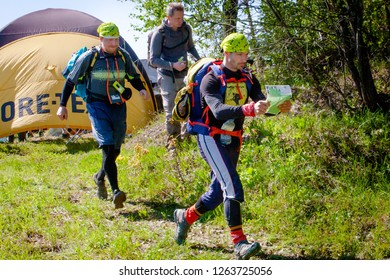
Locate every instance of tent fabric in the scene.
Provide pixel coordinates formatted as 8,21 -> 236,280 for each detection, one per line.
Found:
140,59 -> 158,84
0,9 -> 141,72
0,8 -> 157,138
1,8 -> 107,48
0,33 -> 154,138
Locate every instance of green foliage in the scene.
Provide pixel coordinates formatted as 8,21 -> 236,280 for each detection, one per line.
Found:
240,106 -> 389,259
125,0 -> 170,32
0,109 -> 389,259
123,0 -> 389,111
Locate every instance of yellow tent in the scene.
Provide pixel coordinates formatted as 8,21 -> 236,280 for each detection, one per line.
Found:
0,8 -> 157,138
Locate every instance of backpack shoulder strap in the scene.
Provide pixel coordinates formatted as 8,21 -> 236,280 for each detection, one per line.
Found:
208,63 -> 227,92
80,46 -> 100,82
242,69 -> 253,84
157,24 -> 165,33
242,69 -> 254,92
208,64 -> 253,96
88,46 -> 99,69
156,25 -> 166,47
116,47 -> 126,63
183,24 -> 191,38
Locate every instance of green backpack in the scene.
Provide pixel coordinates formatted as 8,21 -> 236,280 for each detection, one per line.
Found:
172,57 -> 215,120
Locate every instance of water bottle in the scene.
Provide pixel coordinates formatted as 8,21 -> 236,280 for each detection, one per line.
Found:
220,119 -> 235,145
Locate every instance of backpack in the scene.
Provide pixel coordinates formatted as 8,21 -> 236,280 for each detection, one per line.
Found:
62,46 -> 126,101
62,46 -> 98,101
147,24 -> 190,69
172,57 -> 253,136
147,26 -> 165,69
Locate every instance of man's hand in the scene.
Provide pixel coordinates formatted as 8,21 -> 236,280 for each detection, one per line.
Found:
254,100 -> 270,116
56,106 -> 68,120
278,100 -> 292,113
173,61 -> 187,72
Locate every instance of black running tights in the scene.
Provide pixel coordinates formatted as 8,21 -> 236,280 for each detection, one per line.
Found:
96,145 -> 121,192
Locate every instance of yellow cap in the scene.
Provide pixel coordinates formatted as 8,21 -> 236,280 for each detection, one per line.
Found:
220,33 -> 249,53
97,22 -> 120,38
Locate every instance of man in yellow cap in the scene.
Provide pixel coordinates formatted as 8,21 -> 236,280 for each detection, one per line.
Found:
173,33 -> 291,259
57,22 -> 149,209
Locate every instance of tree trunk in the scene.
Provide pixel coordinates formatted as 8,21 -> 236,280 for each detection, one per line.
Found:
243,0 -> 262,74
223,0 -> 238,35
348,0 -> 379,111
333,0 -> 379,111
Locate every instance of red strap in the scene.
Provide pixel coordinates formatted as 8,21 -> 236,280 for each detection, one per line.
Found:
211,64 -> 226,87
188,120 -> 210,128
225,77 -> 247,83
209,127 -> 243,149
202,106 -> 210,124
188,82 -> 197,87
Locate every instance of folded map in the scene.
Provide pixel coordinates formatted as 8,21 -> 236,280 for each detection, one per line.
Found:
265,85 -> 292,115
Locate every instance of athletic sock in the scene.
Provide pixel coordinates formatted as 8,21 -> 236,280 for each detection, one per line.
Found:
230,226 -> 247,244
185,205 -> 201,225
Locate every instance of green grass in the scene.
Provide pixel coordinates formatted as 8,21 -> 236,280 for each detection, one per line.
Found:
0,107 -> 389,260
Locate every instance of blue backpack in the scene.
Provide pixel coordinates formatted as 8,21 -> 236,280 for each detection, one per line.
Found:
172,58 -> 253,135
62,46 -> 99,101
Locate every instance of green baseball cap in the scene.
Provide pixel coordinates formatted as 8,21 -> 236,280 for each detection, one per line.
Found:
220,33 -> 249,53
97,22 -> 120,38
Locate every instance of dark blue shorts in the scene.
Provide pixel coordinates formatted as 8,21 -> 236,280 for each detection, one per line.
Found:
86,101 -> 127,149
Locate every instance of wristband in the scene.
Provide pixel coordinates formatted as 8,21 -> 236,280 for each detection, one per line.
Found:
242,101 -> 255,117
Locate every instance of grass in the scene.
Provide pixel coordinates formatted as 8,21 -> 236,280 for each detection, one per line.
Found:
0,106 -> 389,260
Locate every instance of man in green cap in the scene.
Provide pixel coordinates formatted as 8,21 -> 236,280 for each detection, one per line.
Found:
173,33 -> 291,259
57,22 -> 149,209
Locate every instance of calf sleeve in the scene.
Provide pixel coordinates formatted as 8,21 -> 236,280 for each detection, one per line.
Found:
102,145 -> 119,192
224,199 -> 242,228
96,148 -> 120,181
195,197 -> 209,215
224,199 -> 247,244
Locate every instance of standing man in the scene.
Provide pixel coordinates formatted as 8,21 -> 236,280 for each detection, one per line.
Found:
173,33 -> 292,259
149,2 -> 201,150
57,22 -> 149,209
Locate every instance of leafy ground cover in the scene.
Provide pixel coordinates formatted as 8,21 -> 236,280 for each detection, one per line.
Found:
0,106 -> 388,260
